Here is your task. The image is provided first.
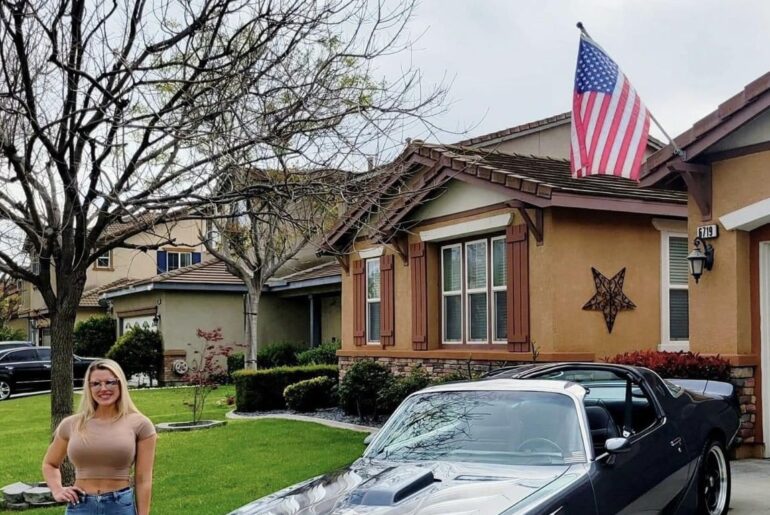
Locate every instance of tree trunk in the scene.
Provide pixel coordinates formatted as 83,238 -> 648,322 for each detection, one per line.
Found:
245,286 -> 261,369
49,296 -> 80,486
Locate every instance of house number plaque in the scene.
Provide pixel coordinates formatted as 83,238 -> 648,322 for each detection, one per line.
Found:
696,224 -> 719,239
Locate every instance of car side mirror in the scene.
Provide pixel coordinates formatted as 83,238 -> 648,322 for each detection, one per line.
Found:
363,431 -> 378,446
605,437 -> 631,454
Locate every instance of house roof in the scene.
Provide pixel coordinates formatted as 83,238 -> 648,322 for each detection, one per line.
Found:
80,278 -> 135,307
101,260 -> 246,300
641,70 -> 770,184
455,112 -> 665,149
100,209 -> 192,240
265,260 -> 342,292
321,141 -> 687,253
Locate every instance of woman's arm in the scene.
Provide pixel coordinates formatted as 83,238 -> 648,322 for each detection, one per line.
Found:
135,434 -> 157,515
42,436 -> 85,504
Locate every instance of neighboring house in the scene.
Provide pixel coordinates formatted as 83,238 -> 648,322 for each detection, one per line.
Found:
640,70 -> 770,458
322,129 -> 687,377
14,217 -> 209,345
101,258 -> 342,383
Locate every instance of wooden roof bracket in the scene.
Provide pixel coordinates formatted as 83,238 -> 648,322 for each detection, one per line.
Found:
391,236 -> 410,266
335,254 -> 350,275
668,162 -> 712,221
516,206 -> 544,246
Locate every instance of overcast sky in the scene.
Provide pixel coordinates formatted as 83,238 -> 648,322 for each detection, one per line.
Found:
384,0 -> 770,145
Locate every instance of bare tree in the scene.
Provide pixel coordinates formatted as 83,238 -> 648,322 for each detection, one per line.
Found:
0,0 -> 443,474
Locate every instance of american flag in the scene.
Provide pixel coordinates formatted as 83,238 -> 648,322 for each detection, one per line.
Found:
570,34 -> 650,180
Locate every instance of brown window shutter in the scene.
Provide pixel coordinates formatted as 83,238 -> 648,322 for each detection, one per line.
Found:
410,242 -> 428,350
506,224 -> 530,352
380,255 -> 396,347
352,259 -> 366,346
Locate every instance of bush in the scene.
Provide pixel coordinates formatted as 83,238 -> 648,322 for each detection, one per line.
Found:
607,350 -> 731,382
227,352 -> 245,379
257,342 -> 301,368
284,376 -> 338,412
338,360 -> 393,418
296,340 -> 341,366
233,364 -> 338,411
106,327 -> 164,384
0,325 -> 25,341
379,366 -> 432,413
74,316 -> 116,357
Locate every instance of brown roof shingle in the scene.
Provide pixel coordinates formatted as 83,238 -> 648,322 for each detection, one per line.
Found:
80,278 -> 134,307
642,70 -> 770,177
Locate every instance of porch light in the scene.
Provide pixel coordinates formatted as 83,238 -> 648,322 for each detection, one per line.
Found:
687,237 -> 714,284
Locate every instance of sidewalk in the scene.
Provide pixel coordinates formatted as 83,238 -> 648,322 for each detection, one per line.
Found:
732,459 -> 770,513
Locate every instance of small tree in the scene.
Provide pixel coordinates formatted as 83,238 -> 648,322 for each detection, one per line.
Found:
107,327 -> 164,386
184,328 -> 243,423
74,316 -> 117,357
0,325 -> 25,341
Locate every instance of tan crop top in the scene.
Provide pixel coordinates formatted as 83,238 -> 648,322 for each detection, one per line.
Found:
56,413 -> 156,480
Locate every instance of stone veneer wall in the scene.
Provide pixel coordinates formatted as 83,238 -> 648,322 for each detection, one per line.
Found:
339,357 -> 761,455
163,349 -> 187,384
731,365 -> 757,448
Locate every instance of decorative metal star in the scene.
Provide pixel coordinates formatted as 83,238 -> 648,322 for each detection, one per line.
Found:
582,267 -> 636,333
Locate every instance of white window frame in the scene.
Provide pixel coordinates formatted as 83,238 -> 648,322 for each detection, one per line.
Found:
441,243 -> 463,344
491,236 -> 507,343
660,231 -> 689,351
95,251 -> 112,269
365,258 -> 381,344
167,251 -> 192,271
465,239 -> 488,344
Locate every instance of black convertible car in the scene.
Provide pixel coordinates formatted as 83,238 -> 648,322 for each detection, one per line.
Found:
230,362 -> 740,515
0,346 -> 95,400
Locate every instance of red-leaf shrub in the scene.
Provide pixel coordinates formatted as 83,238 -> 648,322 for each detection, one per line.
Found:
607,350 -> 731,382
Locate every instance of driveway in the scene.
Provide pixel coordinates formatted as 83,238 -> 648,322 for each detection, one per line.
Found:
732,459 -> 770,513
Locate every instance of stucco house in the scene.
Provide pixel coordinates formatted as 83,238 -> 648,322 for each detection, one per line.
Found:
322,115 -> 688,378
15,217 -> 210,345
640,70 -> 770,458
100,258 -> 341,382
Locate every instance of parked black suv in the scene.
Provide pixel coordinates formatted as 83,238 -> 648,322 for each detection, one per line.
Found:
0,347 -> 95,400
0,341 -> 33,353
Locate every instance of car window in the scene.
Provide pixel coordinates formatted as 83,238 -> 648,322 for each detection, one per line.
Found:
36,348 -> 51,361
365,390 -> 587,466
0,349 -> 37,362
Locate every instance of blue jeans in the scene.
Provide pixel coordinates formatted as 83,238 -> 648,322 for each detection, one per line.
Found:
65,487 -> 136,515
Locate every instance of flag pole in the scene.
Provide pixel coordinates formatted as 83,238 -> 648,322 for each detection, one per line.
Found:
575,22 -> 686,159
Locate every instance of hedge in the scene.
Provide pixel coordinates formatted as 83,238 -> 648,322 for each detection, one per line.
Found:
284,376 -> 338,412
233,365 -> 338,411
607,350 -> 731,382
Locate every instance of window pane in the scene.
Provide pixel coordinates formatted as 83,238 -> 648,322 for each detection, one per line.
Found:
494,291 -> 507,341
367,260 -> 380,299
466,242 -> 487,290
442,247 -> 461,292
180,253 -> 192,267
669,289 -> 689,340
669,237 -> 689,285
368,302 -> 381,342
492,239 -> 507,287
469,292 -> 488,340
168,253 -> 179,270
444,295 -> 462,342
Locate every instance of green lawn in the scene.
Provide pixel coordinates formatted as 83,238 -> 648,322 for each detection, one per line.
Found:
0,387 -> 367,514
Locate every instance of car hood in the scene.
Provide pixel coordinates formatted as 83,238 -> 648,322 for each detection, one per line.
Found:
229,459 -> 586,515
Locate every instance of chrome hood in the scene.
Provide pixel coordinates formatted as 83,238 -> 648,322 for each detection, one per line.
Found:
229,459 -> 587,515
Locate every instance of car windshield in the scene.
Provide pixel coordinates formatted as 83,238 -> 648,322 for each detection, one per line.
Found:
365,390 -> 587,466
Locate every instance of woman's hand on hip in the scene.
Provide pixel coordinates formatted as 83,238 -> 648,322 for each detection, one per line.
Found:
52,485 -> 85,504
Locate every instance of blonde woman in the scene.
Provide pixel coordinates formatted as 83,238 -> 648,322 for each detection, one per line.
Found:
43,359 -> 157,515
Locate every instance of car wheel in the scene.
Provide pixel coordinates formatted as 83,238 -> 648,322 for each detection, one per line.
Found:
697,439 -> 731,515
0,380 -> 12,401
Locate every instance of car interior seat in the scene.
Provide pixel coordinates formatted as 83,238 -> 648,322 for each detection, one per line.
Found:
585,404 -> 620,455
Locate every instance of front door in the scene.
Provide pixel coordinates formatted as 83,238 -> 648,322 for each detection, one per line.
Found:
759,241 -> 770,458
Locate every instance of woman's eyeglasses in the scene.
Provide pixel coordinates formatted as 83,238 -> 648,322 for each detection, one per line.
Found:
89,380 -> 120,390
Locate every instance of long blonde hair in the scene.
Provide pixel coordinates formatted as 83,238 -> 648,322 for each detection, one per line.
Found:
76,359 -> 139,433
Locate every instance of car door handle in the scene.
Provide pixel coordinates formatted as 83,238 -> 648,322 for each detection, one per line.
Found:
670,437 -> 683,452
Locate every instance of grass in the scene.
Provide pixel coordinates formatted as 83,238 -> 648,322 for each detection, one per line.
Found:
0,386 -> 367,514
